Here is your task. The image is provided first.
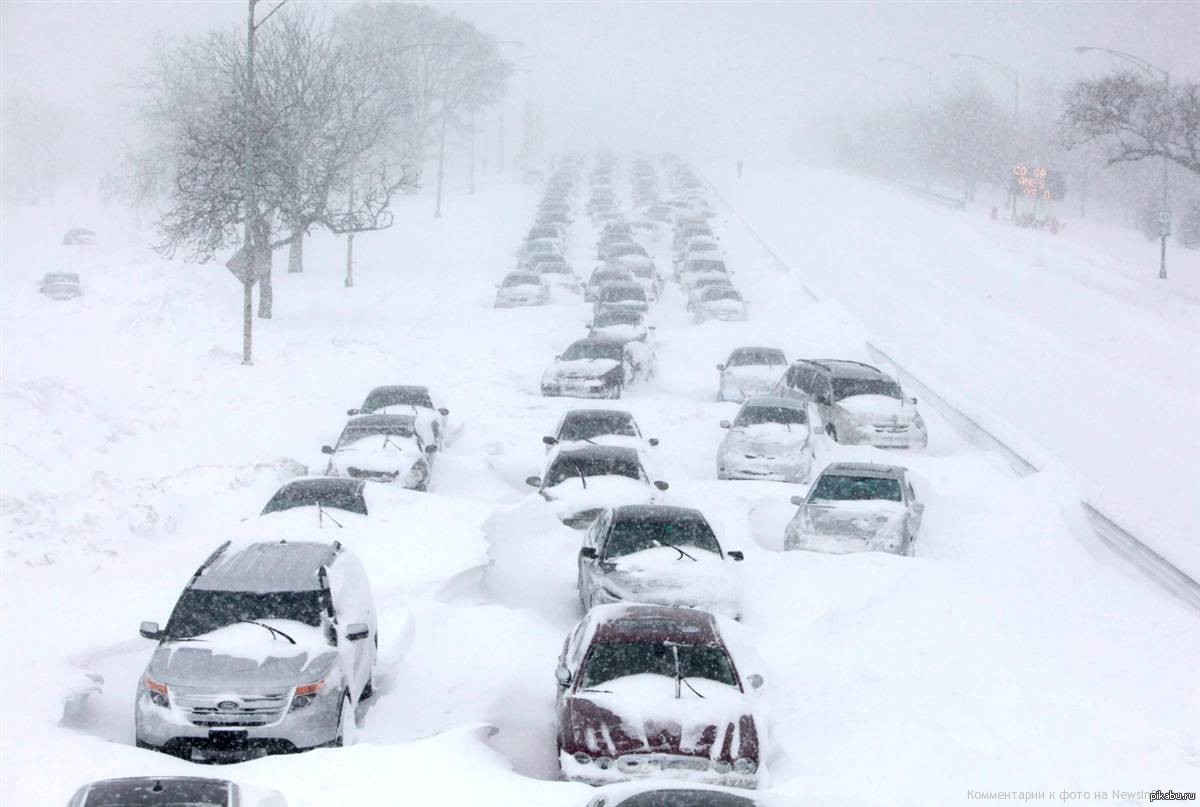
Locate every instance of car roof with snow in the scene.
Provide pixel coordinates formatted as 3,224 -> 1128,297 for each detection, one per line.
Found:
729,346 -> 784,362
740,395 -> 804,411
807,359 -> 889,380
611,503 -> 708,526
361,385 -> 432,408
346,412 -> 417,429
503,271 -> 542,283
588,604 -> 722,647
563,408 -> 636,425
820,462 -> 907,480
192,540 -> 339,592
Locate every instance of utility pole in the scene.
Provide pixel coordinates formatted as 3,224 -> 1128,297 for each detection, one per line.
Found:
344,166 -> 355,287
498,104 -> 504,174
241,0 -> 258,365
434,81 -> 448,219
469,107 -> 476,195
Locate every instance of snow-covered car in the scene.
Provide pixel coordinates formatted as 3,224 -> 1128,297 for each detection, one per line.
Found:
555,604 -> 764,788
66,777 -> 287,807
539,210 -> 572,229
611,254 -> 660,300
526,444 -> 669,528
348,384 -> 449,447
717,396 -> 813,483
495,271 -> 550,308
585,782 -> 767,807
520,237 -> 566,268
586,267 -> 635,302
692,286 -> 747,322
716,347 -> 787,402
685,276 -> 736,307
784,462 -> 924,555
594,281 -> 649,319
62,227 -> 97,246
541,338 -> 655,399
529,223 -> 568,243
675,235 -> 721,264
135,540 -> 377,760
322,413 -> 437,490
772,359 -> 928,449
589,309 -> 653,344
600,240 -> 650,263
672,222 -> 714,253
680,257 -> 731,291
578,505 -> 743,617
543,408 -> 659,453
533,257 -> 583,296
39,272 -> 82,300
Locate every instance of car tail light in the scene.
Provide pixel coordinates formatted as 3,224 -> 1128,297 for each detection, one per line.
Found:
291,679 -> 325,710
733,757 -> 757,774
145,675 -> 169,708
595,756 -> 613,769
712,759 -> 732,773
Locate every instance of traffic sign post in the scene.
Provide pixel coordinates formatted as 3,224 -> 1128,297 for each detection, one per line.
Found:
1159,208 -> 1170,280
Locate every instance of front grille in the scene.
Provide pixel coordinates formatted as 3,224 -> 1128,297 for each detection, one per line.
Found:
347,467 -> 398,481
172,687 -> 291,727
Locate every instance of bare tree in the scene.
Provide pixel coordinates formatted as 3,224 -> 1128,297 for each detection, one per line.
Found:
1061,71 -> 1200,177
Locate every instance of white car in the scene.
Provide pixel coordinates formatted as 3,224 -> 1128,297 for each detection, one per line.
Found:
589,309 -> 653,344
532,258 -> 583,297
495,271 -> 549,308
542,408 -> 659,453
784,462 -> 924,555
347,384 -> 450,447
610,254 -> 660,300
526,444 -> 669,528
322,414 -> 438,490
717,396 -> 813,483
717,347 -> 788,402
692,286 -> 747,322
519,237 -> 566,268
541,338 -> 656,399
578,505 -> 744,618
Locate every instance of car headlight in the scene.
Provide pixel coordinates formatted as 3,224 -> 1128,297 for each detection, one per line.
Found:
404,462 -> 428,486
572,751 -> 592,765
290,678 -> 325,710
145,675 -> 169,709
733,757 -> 757,774
594,755 -> 614,769
712,759 -> 732,773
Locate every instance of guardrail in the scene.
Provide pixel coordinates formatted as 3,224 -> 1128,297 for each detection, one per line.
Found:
700,165 -> 1200,617
868,175 -> 967,209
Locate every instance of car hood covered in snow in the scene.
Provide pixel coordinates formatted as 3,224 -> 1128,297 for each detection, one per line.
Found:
722,366 -> 782,390
793,499 -> 908,552
835,394 -> 915,421
547,358 -> 622,379
721,424 -> 809,454
565,673 -> 758,761
543,476 -> 654,521
603,547 -> 740,617
328,439 -> 424,475
148,621 -> 335,689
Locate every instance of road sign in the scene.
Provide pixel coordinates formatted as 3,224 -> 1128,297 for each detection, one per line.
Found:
1159,208 -> 1172,224
225,243 -> 270,284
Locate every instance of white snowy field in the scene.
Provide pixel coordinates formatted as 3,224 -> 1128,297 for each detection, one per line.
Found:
702,159 -> 1200,581
2,164 -> 1198,806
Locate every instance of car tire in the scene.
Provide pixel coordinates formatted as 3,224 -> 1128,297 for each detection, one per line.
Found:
827,425 -> 839,443
361,676 -> 374,700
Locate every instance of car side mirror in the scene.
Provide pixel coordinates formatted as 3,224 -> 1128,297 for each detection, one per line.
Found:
580,547 -> 597,559
439,408 -> 450,416
525,476 -> 542,488
653,480 -> 669,491
346,409 -> 360,416
716,363 -> 725,371
748,673 -> 764,690
790,495 -> 805,506
910,397 -> 918,405
424,444 -> 438,454
555,665 -> 572,687
648,438 -> 659,447
719,420 -> 731,429
321,445 -> 334,455
728,551 -> 744,562
346,623 -> 370,642
554,355 -> 561,362
542,436 -> 559,446
139,621 -> 162,640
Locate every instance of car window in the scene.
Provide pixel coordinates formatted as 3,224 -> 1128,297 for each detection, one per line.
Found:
810,474 -> 903,502
734,404 -> 807,427
261,481 -> 368,515
165,589 -> 330,639
560,412 -> 639,441
603,516 -> 722,559
832,377 -> 902,400
729,348 -> 785,367
337,419 -> 418,448
561,341 -> 625,362
580,641 -> 737,688
361,388 -> 433,411
545,452 -> 644,486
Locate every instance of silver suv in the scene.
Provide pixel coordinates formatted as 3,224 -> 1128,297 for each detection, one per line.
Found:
135,539 -> 377,760
772,359 -> 927,449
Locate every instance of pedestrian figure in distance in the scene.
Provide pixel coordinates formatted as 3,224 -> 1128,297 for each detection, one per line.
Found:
737,159 -> 744,179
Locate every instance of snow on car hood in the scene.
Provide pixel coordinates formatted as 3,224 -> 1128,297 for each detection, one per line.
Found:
329,438 -> 423,474
543,475 -> 654,517
605,547 -> 739,614
498,283 -> 543,297
835,395 -> 913,420
801,499 -> 907,545
547,359 -> 621,379
725,423 -> 809,453
723,366 -> 782,387
570,673 -> 755,759
150,621 -> 335,688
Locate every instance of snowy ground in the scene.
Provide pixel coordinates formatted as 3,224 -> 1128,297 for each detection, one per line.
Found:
2,162 -> 1197,806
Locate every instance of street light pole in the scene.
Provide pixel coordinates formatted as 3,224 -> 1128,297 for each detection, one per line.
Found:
1075,45 -> 1171,279
950,52 -> 1020,212
241,0 -> 257,365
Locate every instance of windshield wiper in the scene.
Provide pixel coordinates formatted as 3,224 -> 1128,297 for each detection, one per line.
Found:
317,502 -> 343,529
237,619 -> 296,645
653,538 -> 698,562
571,461 -> 588,489
382,435 -> 407,452
665,642 -> 705,700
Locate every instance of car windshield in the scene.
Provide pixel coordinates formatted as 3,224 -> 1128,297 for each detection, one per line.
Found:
545,452 -> 643,486
735,405 -> 806,427
528,241 -> 557,253
594,310 -> 642,327
81,779 -> 231,807
604,515 -> 722,559
537,261 -> 569,274
810,474 -> 903,502
703,287 -> 741,301
729,348 -> 785,367
361,388 -> 432,411
44,273 -> 80,283
165,589 -> 329,639
615,792 -> 757,807
580,641 -> 737,688
599,285 -> 646,303
832,377 -> 902,400
261,482 -> 367,515
560,412 -> 638,441
561,342 -> 624,361
503,274 -> 540,287
337,420 -> 417,447
690,260 -> 727,273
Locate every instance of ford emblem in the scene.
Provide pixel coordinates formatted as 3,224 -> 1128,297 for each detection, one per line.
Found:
217,700 -> 240,712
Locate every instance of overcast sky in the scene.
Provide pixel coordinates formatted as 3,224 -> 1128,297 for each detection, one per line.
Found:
4,1 -> 1199,168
